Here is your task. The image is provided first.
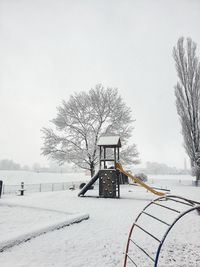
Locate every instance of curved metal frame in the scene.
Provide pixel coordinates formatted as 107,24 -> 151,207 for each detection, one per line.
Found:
124,195 -> 200,267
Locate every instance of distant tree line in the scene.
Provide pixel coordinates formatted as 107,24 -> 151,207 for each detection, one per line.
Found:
145,162 -> 186,175
0,159 -> 81,173
133,161 -> 190,175
0,159 -> 29,170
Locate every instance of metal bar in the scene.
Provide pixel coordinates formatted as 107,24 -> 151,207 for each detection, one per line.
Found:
100,159 -> 115,161
134,224 -> 161,243
99,146 -> 102,169
104,148 -> 106,168
126,254 -> 138,267
153,202 -> 181,213
142,211 -> 170,226
166,197 -> 194,207
150,187 -> 170,192
129,183 -> 170,192
124,195 -> 168,267
154,205 -> 200,266
161,195 -> 200,205
114,147 -> 116,165
130,239 -> 155,262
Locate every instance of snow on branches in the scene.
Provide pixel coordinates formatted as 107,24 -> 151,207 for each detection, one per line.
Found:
41,84 -> 139,176
173,37 -> 200,181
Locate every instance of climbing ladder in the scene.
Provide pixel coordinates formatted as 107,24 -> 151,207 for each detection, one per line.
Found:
124,195 -> 200,267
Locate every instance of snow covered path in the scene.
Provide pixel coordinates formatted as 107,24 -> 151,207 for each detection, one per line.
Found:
0,183 -> 200,267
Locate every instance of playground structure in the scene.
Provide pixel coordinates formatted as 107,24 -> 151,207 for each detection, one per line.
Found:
78,136 -> 122,198
78,136 -> 166,198
123,195 -> 200,266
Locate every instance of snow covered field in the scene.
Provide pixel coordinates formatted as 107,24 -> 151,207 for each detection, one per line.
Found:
0,170 -> 89,185
0,174 -> 200,267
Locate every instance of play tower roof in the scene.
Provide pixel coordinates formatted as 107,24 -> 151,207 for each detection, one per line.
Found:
97,136 -> 121,148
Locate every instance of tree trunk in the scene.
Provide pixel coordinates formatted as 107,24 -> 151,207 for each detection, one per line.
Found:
90,162 -> 95,178
196,173 -> 200,184
195,166 -> 200,186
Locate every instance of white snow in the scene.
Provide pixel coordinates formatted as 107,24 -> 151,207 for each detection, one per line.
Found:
0,202 -> 88,253
0,170 -> 89,185
0,174 -> 200,267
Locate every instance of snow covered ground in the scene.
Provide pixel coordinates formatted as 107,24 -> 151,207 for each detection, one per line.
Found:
0,175 -> 200,267
0,202 -> 88,253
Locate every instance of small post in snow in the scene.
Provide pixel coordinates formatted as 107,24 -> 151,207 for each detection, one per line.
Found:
19,182 -> 25,196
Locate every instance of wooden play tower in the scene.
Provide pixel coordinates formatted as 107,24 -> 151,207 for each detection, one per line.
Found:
78,135 -> 130,198
97,136 -> 121,198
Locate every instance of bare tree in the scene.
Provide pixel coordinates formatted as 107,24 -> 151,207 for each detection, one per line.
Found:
173,37 -> 200,182
41,84 -> 139,177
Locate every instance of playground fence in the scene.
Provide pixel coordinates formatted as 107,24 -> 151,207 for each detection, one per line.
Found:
1,181 -> 85,195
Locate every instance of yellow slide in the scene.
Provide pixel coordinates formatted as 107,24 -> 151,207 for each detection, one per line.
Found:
115,162 -> 165,196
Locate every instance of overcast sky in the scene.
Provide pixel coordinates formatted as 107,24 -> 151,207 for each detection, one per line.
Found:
0,0 -> 200,169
